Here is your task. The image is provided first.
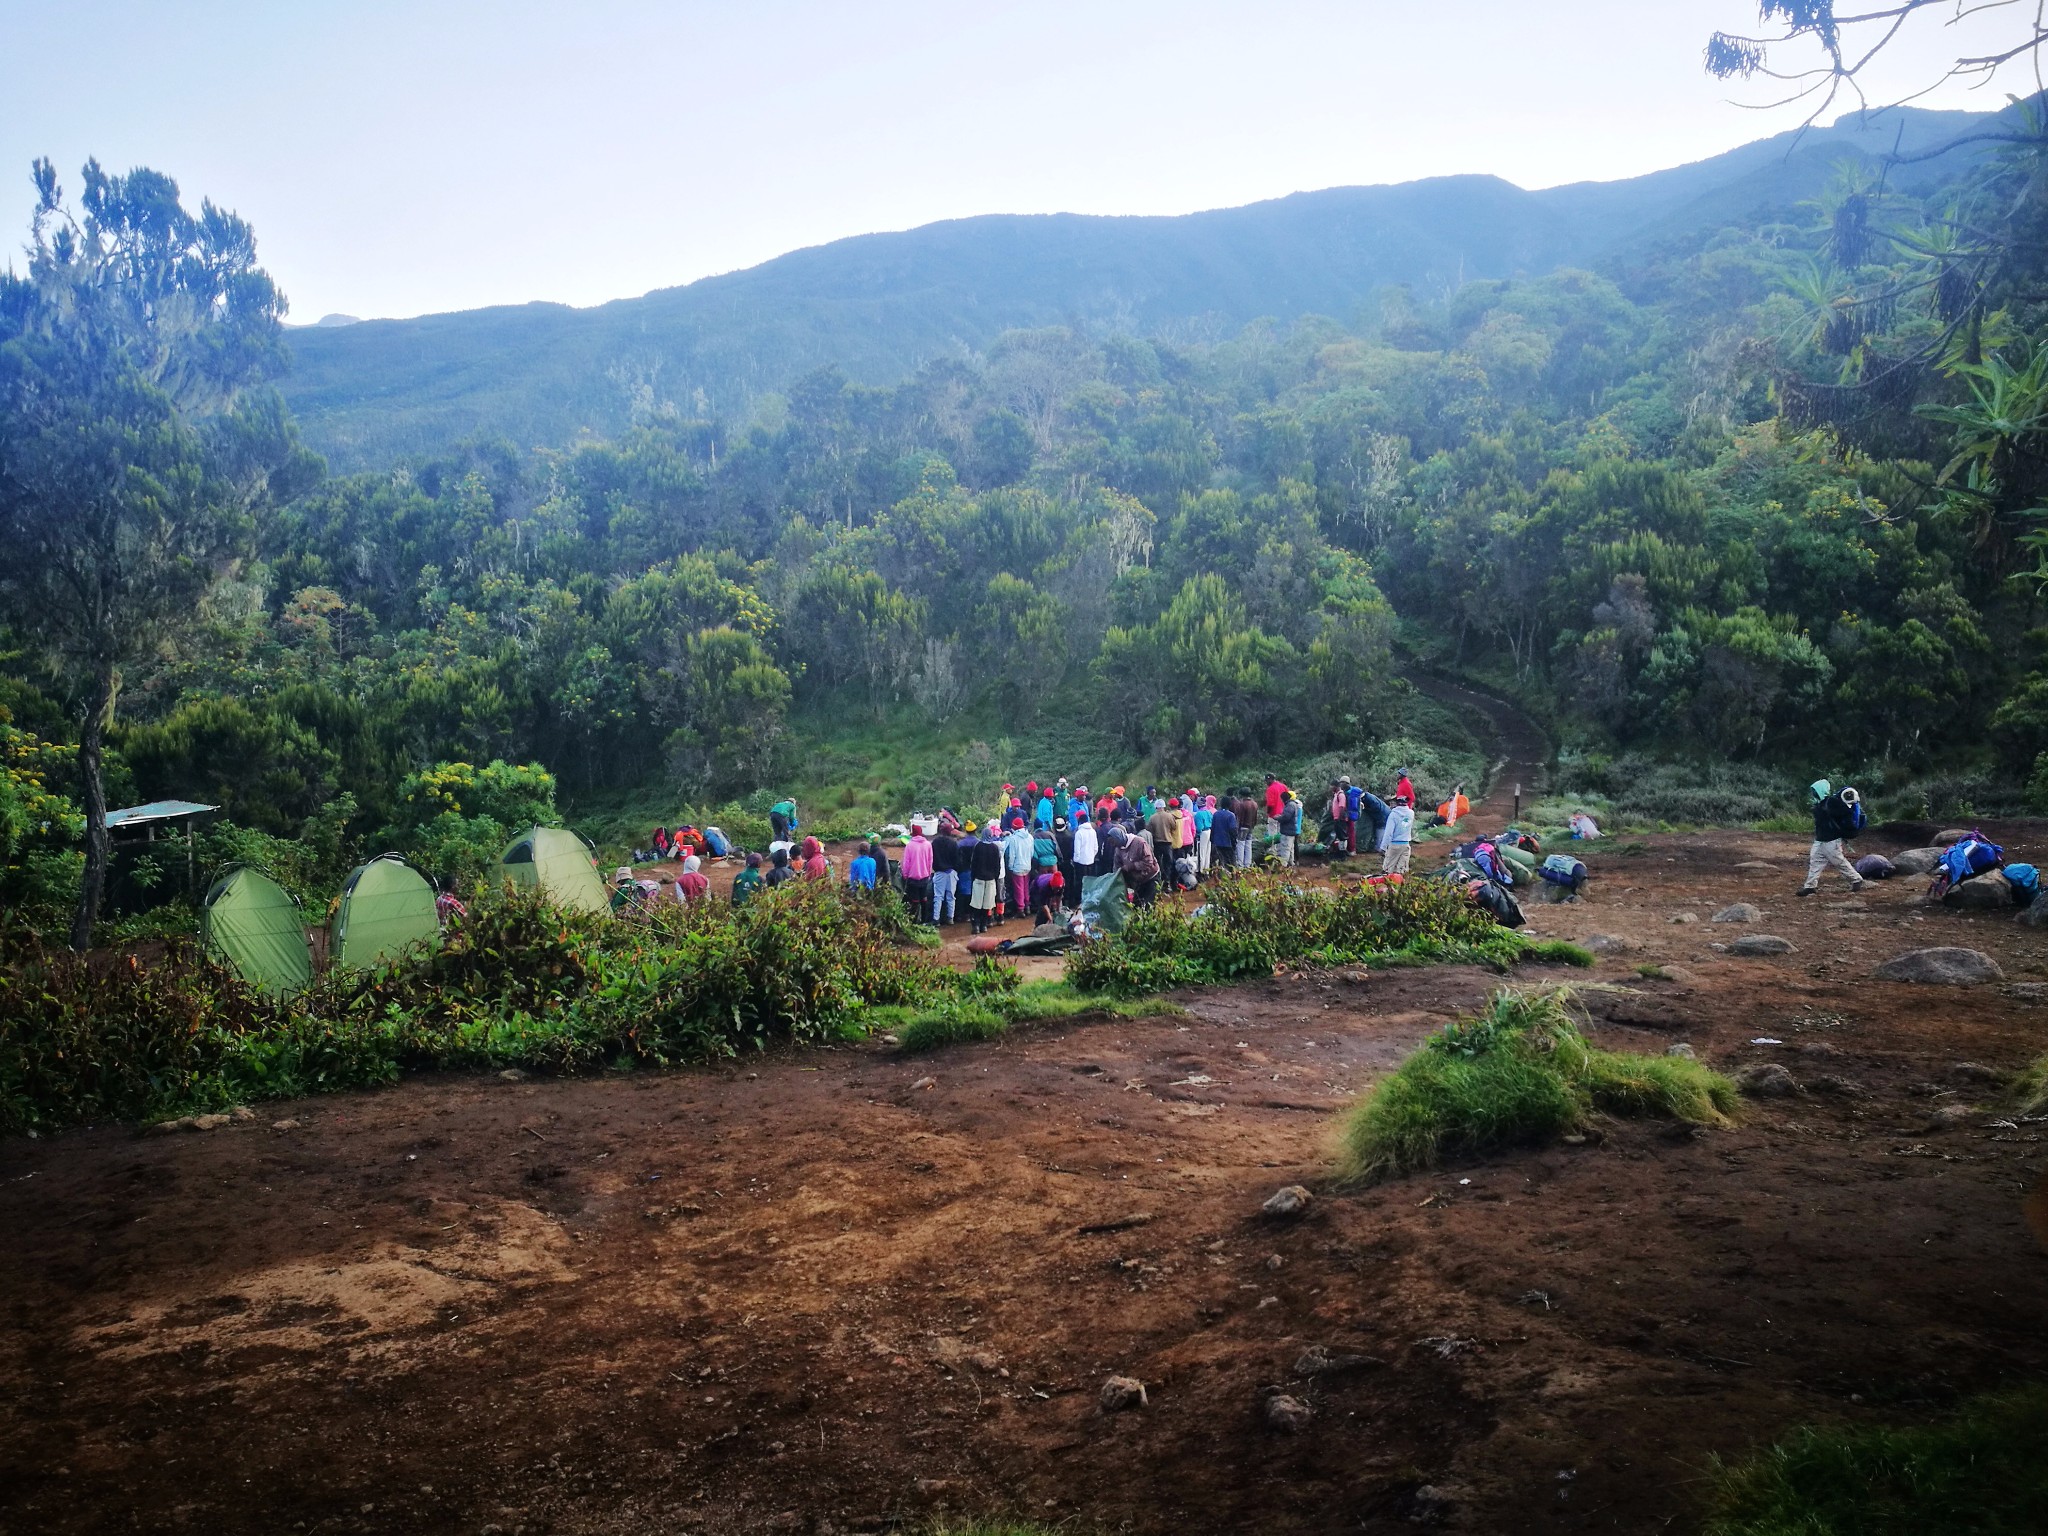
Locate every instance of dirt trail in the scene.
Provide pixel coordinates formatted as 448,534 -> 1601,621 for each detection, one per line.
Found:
4,827 -> 2048,1535
1401,668 -> 1551,826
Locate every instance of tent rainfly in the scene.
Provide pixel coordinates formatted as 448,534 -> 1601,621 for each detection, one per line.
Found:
332,855 -> 440,970
499,826 -> 608,915
202,868 -> 313,996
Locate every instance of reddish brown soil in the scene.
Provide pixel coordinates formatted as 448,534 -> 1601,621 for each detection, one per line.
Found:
4,827 -> 2047,1536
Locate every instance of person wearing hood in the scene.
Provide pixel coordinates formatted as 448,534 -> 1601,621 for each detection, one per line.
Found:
848,843 -> 879,890
900,824 -> 935,918
731,851 -> 765,906
1799,779 -> 1869,896
800,835 -> 829,880
676,854 -> 710,902
764,846 -> 795,890
929,821 -> 959,925
1002,819 -> 1036,921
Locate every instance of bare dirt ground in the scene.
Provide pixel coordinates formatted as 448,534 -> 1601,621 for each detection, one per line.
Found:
5,820 -> 2048,1536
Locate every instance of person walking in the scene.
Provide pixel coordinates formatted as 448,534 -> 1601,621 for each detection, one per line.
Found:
1799,779 -> 1869,896
1382,795 -> 1415,877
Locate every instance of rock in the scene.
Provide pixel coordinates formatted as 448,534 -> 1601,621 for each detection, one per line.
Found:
190,1113 -> 232,1131
1262,1184 -> 1313,1219
1806,1074 -> 1864,1097
1294,1345 -> 1381,1377
149,1117 -> 195,1135
1797,1041 -> 1842,1058
1733,1063 -> 1799,1097
229,1106 -> 255,1122
1713,903 -> 1762,924
1891,847 -> 1945,876
1099,1375 -> 1147,1412
1950,1061 -> 2004,1085
908,1076 -> 937,1091
1668,911 -> 1700,925
270,1118 -> 302,1131
1943,870 -> 2013,910
1263,1392 -> 1313,1432
1735,860 -> 1777,871
1729,934 -> 1796,957
2004,981 -> 2048,1002
2018,893 -> 2048,929
1264,1253 -> 1284,1270
1656,965 -> 1696,985
1926,1103 -> 1975,1131
1934,828 -> 1970,846
1410,1485 -> 1455,1519
1583,933 -> 1634,954
1874,947 -> 2005,985
1666,1043 -> 1696,1059
497,1069 -> 526,1082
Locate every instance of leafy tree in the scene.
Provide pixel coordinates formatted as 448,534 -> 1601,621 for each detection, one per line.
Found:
0,160 -> 313,947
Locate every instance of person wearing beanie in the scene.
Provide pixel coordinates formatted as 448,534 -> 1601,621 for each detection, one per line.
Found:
731,850 -> 765,906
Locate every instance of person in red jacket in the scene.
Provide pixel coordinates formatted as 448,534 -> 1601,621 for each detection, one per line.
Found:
1263,775 -> 1290,836
1394,769 -> 1414,807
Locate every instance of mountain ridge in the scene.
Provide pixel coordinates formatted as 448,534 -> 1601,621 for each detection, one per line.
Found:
281,99 -> 2022,467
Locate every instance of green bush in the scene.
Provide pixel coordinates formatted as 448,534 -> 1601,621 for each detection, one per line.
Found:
0,881 -> 960,1132
1558,754 -> 1785,827
1066,869 -> 1541,997
1336,988 -> 1736,1183
1702,1386 -> 2048,1536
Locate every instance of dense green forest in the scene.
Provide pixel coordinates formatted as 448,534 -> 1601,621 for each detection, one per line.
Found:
5,95 -> 2048,939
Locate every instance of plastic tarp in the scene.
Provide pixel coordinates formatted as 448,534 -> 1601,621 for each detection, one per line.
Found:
333,855 -> 439,970
1081,871 -> 1128,934
202,868 -> 312,996
499,826 -> 609,915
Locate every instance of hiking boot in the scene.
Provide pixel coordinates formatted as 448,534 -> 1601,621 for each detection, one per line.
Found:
1849,880 -> 1870,893
1796,886 -> 1816,897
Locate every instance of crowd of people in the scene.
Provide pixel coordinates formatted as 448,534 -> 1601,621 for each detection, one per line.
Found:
613,771 -> 1446,928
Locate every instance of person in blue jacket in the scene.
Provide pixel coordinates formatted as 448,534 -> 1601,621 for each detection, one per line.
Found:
848,844 -> 879,890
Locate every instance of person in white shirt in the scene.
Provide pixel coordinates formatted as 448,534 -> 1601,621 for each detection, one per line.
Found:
1382,796 -> 1415,877
1071,815 -> 1098,878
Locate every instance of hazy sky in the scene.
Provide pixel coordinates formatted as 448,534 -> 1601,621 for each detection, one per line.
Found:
3,1 -> 2037,322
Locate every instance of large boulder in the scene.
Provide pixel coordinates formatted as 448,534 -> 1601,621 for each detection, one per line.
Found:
1729,934 -> 1796,957
1934,829 -> 1971,846
1891,847 -> 1945,876
2018,892 -> 2048,929
1733,1062 -> 1799,1097
1873,947 -> 2005,985
1943,870 -> 2014,910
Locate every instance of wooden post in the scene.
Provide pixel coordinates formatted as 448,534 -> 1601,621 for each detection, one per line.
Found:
1514,783 -> 1522,822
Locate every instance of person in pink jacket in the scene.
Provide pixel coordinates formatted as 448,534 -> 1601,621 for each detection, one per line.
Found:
899,827 -> 935,919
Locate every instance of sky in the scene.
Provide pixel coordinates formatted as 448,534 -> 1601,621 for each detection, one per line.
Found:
2,1 -> 2040,323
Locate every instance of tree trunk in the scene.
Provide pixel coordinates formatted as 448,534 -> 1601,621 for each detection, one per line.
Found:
70,663 -> 116,952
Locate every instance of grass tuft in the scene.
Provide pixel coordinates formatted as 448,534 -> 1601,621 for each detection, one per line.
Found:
892,977 -> 1180,1053
1335,987 -> 1735,1184
2015,1054 -> 2048,1118
1701,1385 -> 2048,1535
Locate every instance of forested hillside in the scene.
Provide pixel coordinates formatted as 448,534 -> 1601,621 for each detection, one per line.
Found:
5,96 -> 2048,932
282,102 -> 2006,469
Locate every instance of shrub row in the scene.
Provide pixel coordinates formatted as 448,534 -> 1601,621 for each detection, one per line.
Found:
0,882 -> 953,1133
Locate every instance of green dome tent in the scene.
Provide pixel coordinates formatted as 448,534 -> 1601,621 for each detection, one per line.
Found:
332,855 -> 440,971
202,868 -> 313,996
499,826 -> 608,915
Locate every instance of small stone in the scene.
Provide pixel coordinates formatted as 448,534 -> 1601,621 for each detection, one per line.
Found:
909,1076 -> 937,1092
1733,1063 -> 1799,1097
1264,1392 -> 1313,1432
1668,912 -> 1699,925
1665,1043 -> 1696,1059
1713,903 -> 1762,924
1262,1184 -> 1313,1218
229,1106 -> 255,1122
1798,1041 -> 1842,1058
1099,1375 -> 1147,1412
1265,1253 -> 1284,1271
1294,1345 -> 1380,1377
498,1069 -> 526,1082
1950,1061 -> 2004,1085
1806,1074 -> 1864,1097
1560,1132 -> 1588,1145
1927,1103 -> 1975,1130
1583,933 -> 1633,954
190,1113 -> 232,1131
270,1118 -> 302,1131
1874,947 -> 2004,986
1729,934 -> 1795,957
150,1117 -> 195,1135
2005,981 -> 2048,1001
